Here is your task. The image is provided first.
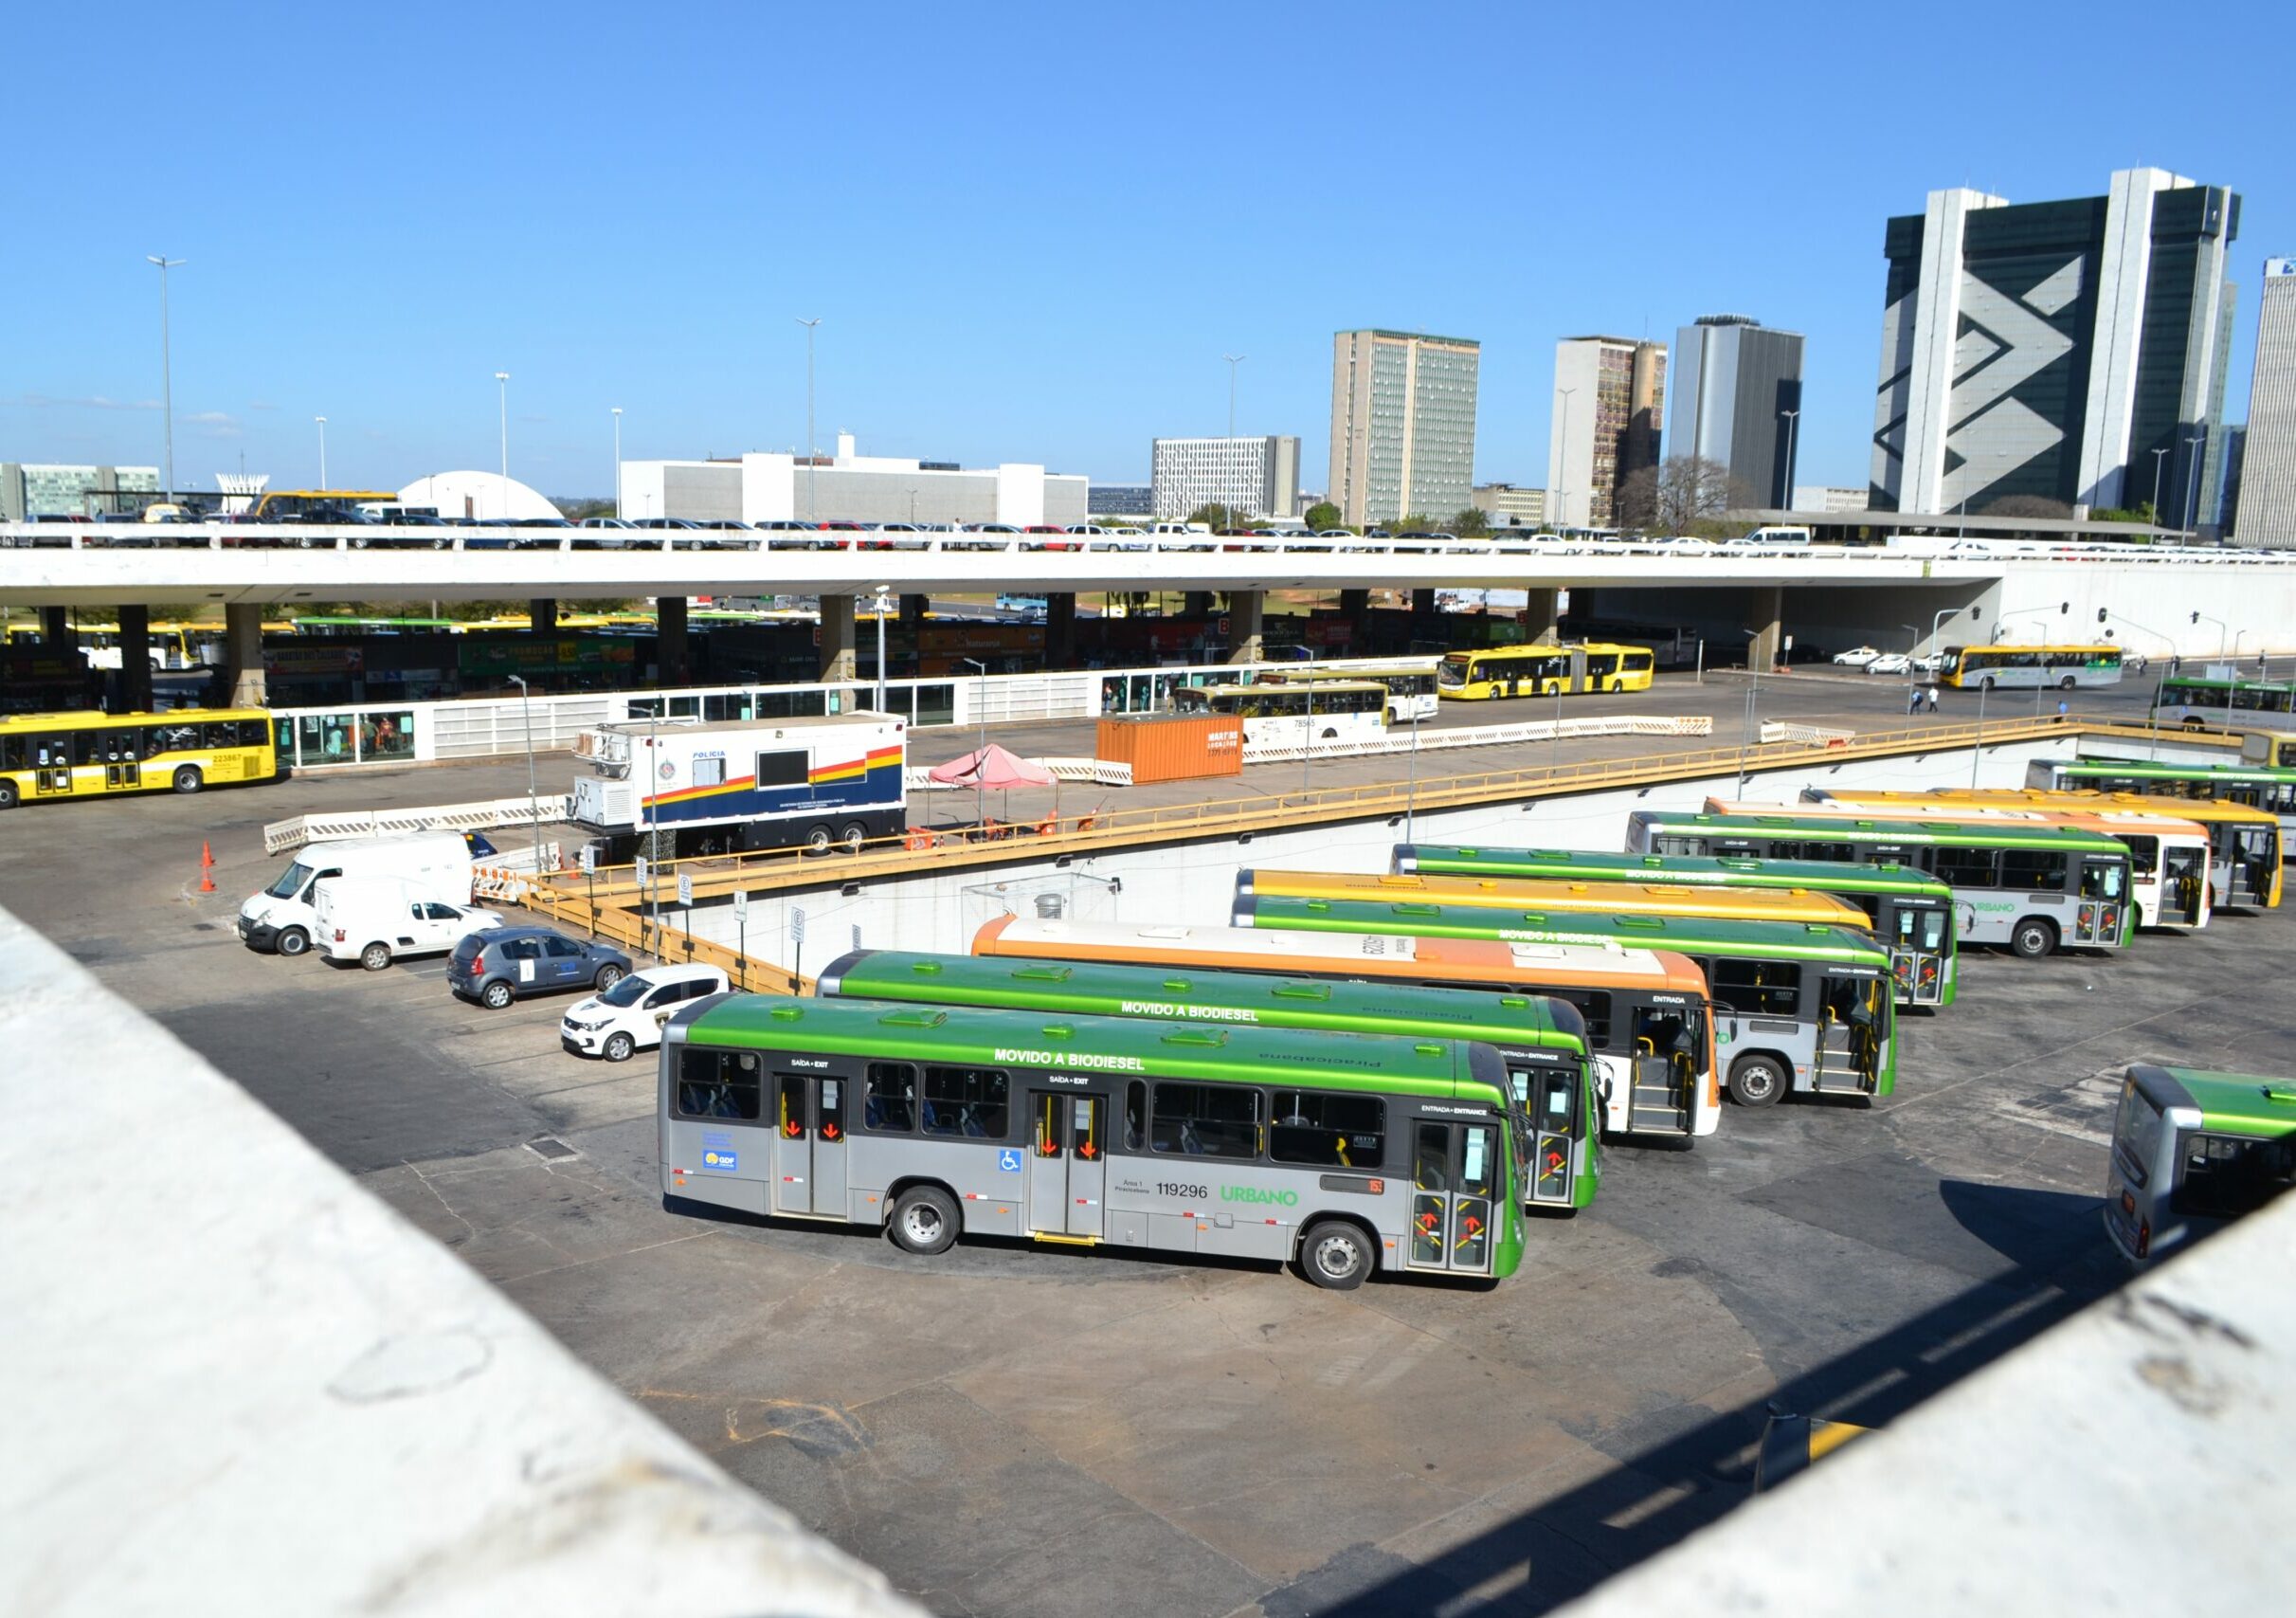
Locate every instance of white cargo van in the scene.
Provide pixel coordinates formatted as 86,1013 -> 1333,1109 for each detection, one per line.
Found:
238,832 -> 475,956
313,878 -> 503,970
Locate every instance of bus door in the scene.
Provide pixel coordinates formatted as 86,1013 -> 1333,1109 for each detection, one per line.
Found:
769,1071 -> 849,1216
1886,901 -> 1948,1005
1025,1090 -> 1105,1239
100,729 -> 140,791
2225,827 -> 2276,909
1582,649 -> 1621,692
1816,973 -> 1885,1094
2074,857 -> 2127,944
2161,844 -> 2207,926
1408,1118 -> 1499,1275
1511,1055 -> 1584,1206
1627,1002 -> 1698,1134
30,734 -> 75,796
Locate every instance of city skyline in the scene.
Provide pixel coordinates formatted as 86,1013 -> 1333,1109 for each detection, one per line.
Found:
3,2 -> 2286,503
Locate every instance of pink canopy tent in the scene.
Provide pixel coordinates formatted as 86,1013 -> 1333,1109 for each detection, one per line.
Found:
928,743 -> 1059,831
927,743 -> 1056,789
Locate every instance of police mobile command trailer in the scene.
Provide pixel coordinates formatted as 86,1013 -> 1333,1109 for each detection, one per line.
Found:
572,712 -> 907,858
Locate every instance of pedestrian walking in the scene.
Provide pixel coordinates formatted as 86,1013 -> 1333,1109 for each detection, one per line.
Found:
2055,699 -> 2070,721
1925,683 -> 1941,714
1907,686 -> 1923,716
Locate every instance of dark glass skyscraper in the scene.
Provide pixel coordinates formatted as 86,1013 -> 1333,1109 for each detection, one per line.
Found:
1870,169 -> 2239,528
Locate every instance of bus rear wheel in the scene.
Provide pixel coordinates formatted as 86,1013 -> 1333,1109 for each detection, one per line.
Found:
802,824 -> 834,856
1727,1055 -> 1786,1107
0,779 -> 16,809
2011,917 -> 2058,958
2059,675 -> 2077,690
172,765 -> 204,794
1300,1220 -> 1373,1290
890,1186 -> 960,1255
839,821 -> 869,853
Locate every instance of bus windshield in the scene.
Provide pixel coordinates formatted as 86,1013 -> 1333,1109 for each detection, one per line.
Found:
2112,1079 -> 2166,1188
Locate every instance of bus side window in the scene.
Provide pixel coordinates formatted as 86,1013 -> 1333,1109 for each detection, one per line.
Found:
2175,1135 -> 2296,1220
1998,850 -> 2067,892
1270,1090 -> 1385,1169
0,736 -> 21,771
1124,1081 -> 1147,1152
678,1048 -> 762,1120
863,1063 -> 915,1132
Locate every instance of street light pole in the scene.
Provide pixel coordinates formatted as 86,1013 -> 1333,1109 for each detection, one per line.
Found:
613,407 -> 624,520
315,416 -> 327,490
1223,354 -> 1245,440
1779,409 -> 1800,508
1736,628 -> 1761,798
2150,445 -> 2169,528
796,318 -> 823,523
145,255 -> 185,497
960,657 -> 987,830
872,585 -> 892,712
495,372 -> 511,517
507,675 -> 539,868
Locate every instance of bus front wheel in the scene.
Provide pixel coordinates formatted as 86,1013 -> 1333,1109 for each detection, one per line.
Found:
2059,675 -> 2077,690
172,765 -> 203,794
1300,1219 -> 1373,1290
1977,675 -> 1996,692
1727,1055 -> 1786,1107
2011,918 -> 2058,958
890,1186 -> 960,1256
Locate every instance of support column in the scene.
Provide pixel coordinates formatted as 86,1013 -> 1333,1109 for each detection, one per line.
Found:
657,595 -> 691,687
1045,592 -> 1076,667
818,593 -> 856,682
224,603 -> 266,708
1519,588 -> 1560,645
900,592 -> 928,625
117,604 -> 154,714
1339,589 -> 1369,620
42,607 -> 72,651
1412,587 -> 1438,619
1184,591 -> 1214,618
1225,590 -> 1264,664
1747,585 -> 1784,673
528,598 -> 558,635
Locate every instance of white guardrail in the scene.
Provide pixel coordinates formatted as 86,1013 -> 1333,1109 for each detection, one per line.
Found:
263,793 -> 576,855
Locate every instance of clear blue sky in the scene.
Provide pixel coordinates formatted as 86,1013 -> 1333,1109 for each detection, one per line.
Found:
6,0 -> 2287,502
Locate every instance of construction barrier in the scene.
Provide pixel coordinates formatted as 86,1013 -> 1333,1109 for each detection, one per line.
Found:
264,794 -> 576,856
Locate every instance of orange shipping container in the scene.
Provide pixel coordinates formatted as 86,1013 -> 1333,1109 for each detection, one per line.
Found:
1095,713 -> 1243,783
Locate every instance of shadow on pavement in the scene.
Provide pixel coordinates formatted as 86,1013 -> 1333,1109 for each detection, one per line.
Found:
1281,1185 -> 2124,1618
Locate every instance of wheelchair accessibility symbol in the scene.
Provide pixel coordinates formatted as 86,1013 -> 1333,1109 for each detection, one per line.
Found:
998,1149 -> 1023,1173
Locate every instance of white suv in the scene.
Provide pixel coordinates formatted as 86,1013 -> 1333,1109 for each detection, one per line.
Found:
559,964 -> 732,1062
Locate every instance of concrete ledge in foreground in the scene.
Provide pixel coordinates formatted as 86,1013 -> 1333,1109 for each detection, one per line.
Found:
0,905 -> 921,1618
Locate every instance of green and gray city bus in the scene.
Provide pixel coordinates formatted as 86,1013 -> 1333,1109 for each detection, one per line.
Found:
817,948 -> 1600,1210
1626,809 -> 2134,959
2105,1064 -> 2296,1269
1232,895 -> 1893,1111
2026,756 -> 2296,845
1394,843 -> 1958,1009
660,993 -> 1525,1289
2149,674 -> 2296,736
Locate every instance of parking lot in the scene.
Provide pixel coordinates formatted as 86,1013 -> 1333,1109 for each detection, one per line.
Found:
7,693 -> 2287,1618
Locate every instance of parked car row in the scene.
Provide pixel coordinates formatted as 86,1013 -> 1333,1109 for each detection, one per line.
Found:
237,829 -> 737,1065
1829,645 -> 1949,674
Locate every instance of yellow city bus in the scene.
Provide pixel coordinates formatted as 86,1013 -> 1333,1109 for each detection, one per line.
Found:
1939,644 -> 2123,691
1799,788 -> 2282,911
1437,641 -> 1655,700
1235,868 -> 1875,934
0,708 -> 278,807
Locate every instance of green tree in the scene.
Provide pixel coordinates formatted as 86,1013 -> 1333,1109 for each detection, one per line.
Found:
1304,500 -> 1344,532
1391,513 -> 1433,533
1187,501 -> 1238,531
1452,506 -> 1491,537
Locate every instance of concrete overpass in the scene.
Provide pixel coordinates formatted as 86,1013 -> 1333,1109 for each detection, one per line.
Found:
8,522 -> 2292,706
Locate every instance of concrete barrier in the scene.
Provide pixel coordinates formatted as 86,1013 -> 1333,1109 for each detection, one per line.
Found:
0,906 -> 919,1616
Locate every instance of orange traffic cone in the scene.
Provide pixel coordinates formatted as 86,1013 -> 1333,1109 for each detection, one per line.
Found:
199,841 -> 216,894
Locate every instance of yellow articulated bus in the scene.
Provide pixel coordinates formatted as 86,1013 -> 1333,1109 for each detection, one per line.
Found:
1234,868 -> 1876,935
1437,641 -> 1654,700
0,708 -> 277,808
1793,789 -> 2280,913
1939,644 -> 2123,691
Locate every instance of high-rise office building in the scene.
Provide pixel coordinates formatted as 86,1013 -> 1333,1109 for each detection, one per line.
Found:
1666,316 -> 1804,507
2216,426 -> 2246,536
2234,259 -> 2296,545
1328,330 -> 1480,527
1149,436 -> 1301,520
1869,168 -> 2241,528
1547,337 -> 1665,529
